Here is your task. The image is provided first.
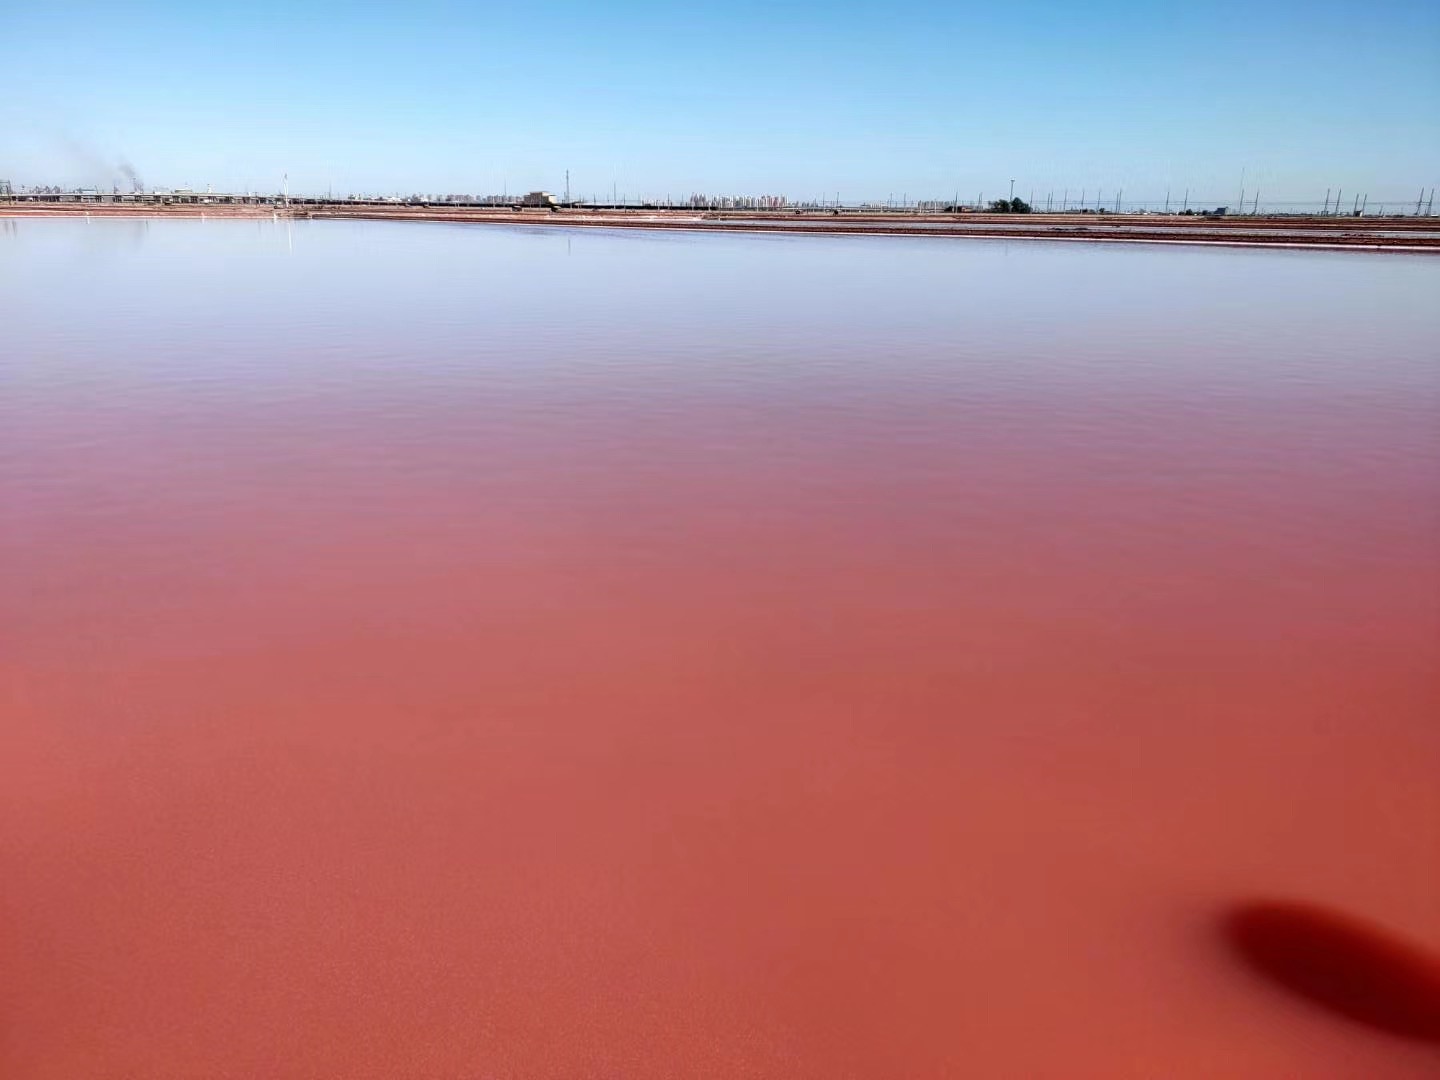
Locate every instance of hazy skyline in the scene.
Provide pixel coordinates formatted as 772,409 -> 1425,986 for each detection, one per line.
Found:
5,0 -> 1438,203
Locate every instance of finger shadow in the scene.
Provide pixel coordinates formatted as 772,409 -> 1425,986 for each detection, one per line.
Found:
1222,899 -> 1440,1043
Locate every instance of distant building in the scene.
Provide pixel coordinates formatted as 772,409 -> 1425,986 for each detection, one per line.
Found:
687,193 -> 788,210
521,191 -> 559,207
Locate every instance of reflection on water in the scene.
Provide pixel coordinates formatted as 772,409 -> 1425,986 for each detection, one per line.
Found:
2,219 -> 1438,1078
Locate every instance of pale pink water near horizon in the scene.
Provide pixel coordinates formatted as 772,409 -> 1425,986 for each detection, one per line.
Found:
3,218 -> 1438,1076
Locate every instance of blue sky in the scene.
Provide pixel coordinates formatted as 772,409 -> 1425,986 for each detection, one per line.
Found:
4,0 -> 1437,204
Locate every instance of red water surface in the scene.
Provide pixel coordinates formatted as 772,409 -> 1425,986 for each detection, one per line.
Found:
2,221 -> 1439,1076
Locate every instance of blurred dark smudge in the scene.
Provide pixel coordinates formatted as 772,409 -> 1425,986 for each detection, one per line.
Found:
1223,900 -> 1440,1042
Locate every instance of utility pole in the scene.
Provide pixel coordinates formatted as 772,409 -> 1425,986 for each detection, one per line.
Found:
1334,188 -> 1341,216
1062,188 -> 1068,212
1323,188 -> 1330,215
1183,188 -> 1188,212
1352,192 -> 1359,215
1009,178 -> 1015,204
565,169 -> 570,203
1360,194 -> 1368,215
1164,188 -> 1170,214
1418,188 -> 1426,216
1253,191 -> 1259,215
1428,188 -> 1434,216
1115,189 -> 1121,213
1237,168 -> 1245,215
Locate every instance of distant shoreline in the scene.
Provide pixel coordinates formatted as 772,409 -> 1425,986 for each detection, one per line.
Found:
6,202 -> 1438,252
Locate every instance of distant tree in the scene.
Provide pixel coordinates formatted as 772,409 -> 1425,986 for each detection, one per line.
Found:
987,197 -> 1032,213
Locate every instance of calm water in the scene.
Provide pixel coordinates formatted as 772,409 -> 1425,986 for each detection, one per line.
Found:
3,218 -> 1438,1077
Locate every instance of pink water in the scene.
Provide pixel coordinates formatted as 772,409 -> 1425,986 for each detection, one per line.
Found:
3,219 -> 1438,1076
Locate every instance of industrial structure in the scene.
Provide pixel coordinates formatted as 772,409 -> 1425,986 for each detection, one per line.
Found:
2,182 -> 1435,219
